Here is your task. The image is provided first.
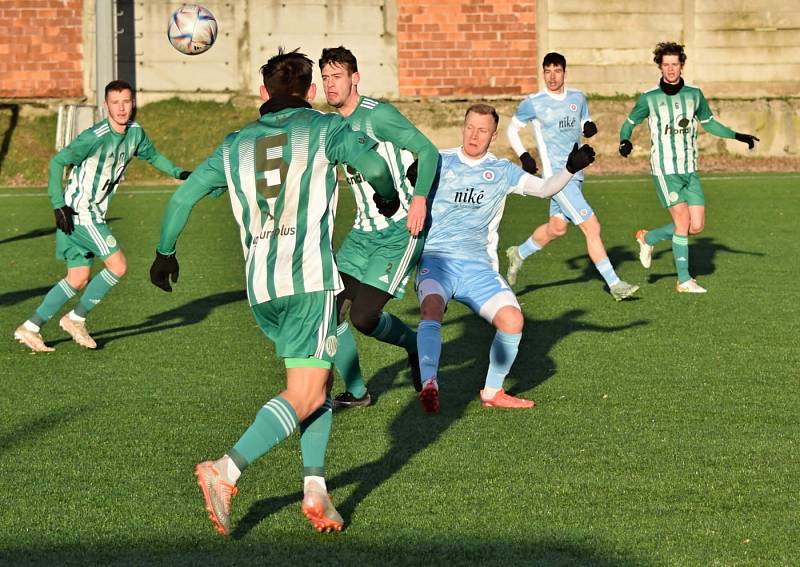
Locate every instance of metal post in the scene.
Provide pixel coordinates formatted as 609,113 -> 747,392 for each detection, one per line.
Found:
96,0 -> 117,116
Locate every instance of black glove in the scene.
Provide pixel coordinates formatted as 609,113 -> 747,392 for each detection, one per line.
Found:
372,192 -> 401,218
405,160 -> 418,186
619,139 -> 633,158
519,151 -> 538,174
565,143 -> 596,174
582,121 -> 598,138
178,170 -> 192,180
150,251 -> 179,292
54,206 -> 76,235
734,133 -> 759,150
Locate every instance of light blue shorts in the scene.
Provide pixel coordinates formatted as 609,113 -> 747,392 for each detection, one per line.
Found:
549,177 -> 593,225
415,255 -> 519,323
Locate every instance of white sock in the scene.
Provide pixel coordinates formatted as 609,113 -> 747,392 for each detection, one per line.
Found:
304,475 -> 327,493
68,310 -> 85,322
482,386 -> 500,399
217,454 -> 241,484
23,320 -> 41,333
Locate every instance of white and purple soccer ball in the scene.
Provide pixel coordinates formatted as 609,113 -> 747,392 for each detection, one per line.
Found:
167,4 -> 218,56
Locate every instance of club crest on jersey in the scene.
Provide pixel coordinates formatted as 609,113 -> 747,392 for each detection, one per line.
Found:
482,170 -> 495,181
420,267 -> 429,275
669,191 -> 679,202
569,103 -> 578,112
325,336 -> 338,357
105,235 -> 117,247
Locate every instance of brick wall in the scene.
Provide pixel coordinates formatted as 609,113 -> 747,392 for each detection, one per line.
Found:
0,0 -> 83,98
397,0 -> 537,97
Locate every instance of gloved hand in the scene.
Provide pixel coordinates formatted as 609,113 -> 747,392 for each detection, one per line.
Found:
372,192 -> 401,218
734,133 -> 759,150
54,206 -> 76,235
565,143 -> 596,174
178,170 -> 192,180
150,250 -> 179,292
619,139 -> 633,158
519,151 -> 538,174
405,160 -> 418,186
582,121 -> 598,138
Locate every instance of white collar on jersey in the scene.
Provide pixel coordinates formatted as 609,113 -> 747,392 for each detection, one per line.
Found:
543,87 -> 568,102
457,146 -> 491,167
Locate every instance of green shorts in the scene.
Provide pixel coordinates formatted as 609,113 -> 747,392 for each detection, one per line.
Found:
651,172 -> 705,208
335,222 -> 424,299
250,290 -> 337,368
56,222 -> 121,268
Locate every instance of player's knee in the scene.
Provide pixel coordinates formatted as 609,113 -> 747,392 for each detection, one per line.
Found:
494,307 -> 523,334
549,223 -> 568,238
349,307 -> 380,336
105,255 -> 127,278
689,222 -> 704,235
68,276 -> 90,290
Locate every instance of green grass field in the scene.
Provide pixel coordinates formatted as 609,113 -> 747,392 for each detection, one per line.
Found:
1,174 -> 797,566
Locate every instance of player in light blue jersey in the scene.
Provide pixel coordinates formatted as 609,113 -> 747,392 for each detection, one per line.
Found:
415,104 -> 595,412
505,52 -> 638,301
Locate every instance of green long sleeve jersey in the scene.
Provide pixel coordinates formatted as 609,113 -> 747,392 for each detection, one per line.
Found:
620,83 -> 736,175
341,96 -> 438,232
49,119 -> 183,224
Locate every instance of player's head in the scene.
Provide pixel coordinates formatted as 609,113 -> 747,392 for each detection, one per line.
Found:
542,52 -> 567,93
319,46 -> 360,110
653,42 -> 686,84
103,80 -> 135,129
259,47 -> 316,102
462,104 -> 499,159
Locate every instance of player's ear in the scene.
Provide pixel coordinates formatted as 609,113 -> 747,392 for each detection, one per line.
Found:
351,71 -> 360,87
259,84 -> 269,102
306,82 -> 317,102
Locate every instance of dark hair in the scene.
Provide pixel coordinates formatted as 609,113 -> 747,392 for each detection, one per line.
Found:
104,80 -> 134,100
542,52 -> 566,70
465,103 -> 499,128
260,47 -> 314,97
319,46 -> 358,74
653,42 -> 687,65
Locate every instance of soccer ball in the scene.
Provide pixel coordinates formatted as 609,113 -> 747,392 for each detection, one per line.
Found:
167,4 -> 218,56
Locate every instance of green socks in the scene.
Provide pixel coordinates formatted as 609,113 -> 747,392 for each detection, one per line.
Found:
74,269 -> 121,318
645,223 -> 674,246
31,279 -> 77,326
229,396 -> 298,472
299,397 -> 333,477
333,322 -> 367,398
370,312 -> 417,354
672,234 -> 691,283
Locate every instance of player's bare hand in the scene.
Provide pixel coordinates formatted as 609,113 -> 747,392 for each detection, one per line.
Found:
406,195 -> 427,236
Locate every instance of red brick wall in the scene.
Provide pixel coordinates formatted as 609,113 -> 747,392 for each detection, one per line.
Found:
397,0 -> 537,97
0,0 -> 83,98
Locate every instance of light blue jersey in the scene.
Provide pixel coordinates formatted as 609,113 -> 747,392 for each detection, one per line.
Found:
423,147 -> 526,271
513,89 -> 590,180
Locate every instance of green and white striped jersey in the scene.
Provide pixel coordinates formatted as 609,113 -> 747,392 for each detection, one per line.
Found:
48,119 -> 182,224
161,106 -> 376,305
341,96 -> 420,232
620,83 -> 735,175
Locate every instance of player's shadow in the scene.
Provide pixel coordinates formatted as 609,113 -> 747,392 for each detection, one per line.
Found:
515,244 -> 640,297
48,289 -> 247,348
0,286 -> 53,307
0,217 -> 121,246
646,236 -> 765,284
233,308 -> 647,536
0,407 -> 89,455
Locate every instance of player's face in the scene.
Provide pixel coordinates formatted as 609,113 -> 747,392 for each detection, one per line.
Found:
543,64 -> 565,93
660,54 -> 683,84
321,62 -> 358,108
104,89 -> 134,130
462,112 -> 498,159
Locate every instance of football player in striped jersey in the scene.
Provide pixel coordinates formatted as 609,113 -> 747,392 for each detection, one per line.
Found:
620,42 -> 759,293
319,46 -> 439,406
13,80 -> 190,352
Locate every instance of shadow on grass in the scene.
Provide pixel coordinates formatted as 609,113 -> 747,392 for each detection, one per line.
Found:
235,308 -> 646,537
0,537 -> 641,566
646,236 -> 766,284
0,218 -> 121,246
0,286 -> 53,307
516,245 -> 641,298
0,407 -> 89,454
48,290 -> 247,348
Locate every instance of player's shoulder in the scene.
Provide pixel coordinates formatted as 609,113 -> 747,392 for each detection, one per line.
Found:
88,119 -> 112,138
682,83 -> 704,95
566,88 -> 587,100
